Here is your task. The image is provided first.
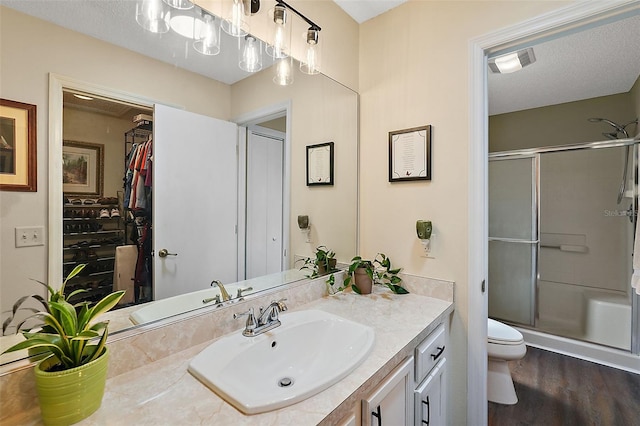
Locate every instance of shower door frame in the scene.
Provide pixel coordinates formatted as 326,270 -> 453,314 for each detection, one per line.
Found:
488,154 -> 540,327
490,138 -> 640,354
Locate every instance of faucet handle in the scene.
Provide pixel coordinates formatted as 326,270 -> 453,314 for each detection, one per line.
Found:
233,308 -> 257,333
275,298 -> 288,312
236,286 -> 254,299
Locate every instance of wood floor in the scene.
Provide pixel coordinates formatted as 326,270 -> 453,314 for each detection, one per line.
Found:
488,347 -> 640,426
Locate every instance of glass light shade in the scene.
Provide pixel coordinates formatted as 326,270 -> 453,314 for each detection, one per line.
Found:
222,0 -> 249,37
136,0 -> 170,34
300,29 -> 321,75
194,14 -> 221,55
273,56 -> 294,86
170,13 -> 204,39
163,0 -> 194,10
265,5 -> 289,59
239,35 -> 263,73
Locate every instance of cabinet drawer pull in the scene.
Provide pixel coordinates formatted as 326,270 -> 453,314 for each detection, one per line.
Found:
422,396 -> 430,425
431,345 -> 445,361
371,405 -> 382,426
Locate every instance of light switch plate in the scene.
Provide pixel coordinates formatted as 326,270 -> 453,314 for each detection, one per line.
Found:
15,226 -> 45,248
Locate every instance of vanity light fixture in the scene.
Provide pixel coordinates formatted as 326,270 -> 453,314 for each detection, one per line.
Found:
271,0 -> 322,79
300,27 -> 321,75
194,14 -> 221,55
239,35 -> 263,72
222,0 -> 250,37
488,47 -> 536,74
135,0 -> 170,34
274,56 -> 294,86
266,4 -> 290,59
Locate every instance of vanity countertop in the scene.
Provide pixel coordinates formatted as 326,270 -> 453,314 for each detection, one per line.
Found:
9,290 -> 453,426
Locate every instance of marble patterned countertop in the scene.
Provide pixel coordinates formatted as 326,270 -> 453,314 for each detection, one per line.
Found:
9,290 -> 453,425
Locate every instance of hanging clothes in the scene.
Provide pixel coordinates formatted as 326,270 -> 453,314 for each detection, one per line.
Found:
124,136 -> 153,212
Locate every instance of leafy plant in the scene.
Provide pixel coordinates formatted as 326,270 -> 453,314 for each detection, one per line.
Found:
1,264 -> 125,370
298,245 -> 337,278
339,253 -> 409,295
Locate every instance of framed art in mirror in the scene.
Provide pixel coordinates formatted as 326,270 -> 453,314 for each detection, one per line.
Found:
389,125 -> 432,182
63,140 -> 104,197
306,142 -> 334,186
0,98 -> 37,192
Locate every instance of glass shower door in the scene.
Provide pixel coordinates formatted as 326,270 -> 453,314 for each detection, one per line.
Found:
488,156 -> 538,326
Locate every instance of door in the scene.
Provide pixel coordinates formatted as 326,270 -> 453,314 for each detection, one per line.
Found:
153,104 -> 238,300
245,126 -> 284,279
488,156 -> 538,325
363,357 -> 414,426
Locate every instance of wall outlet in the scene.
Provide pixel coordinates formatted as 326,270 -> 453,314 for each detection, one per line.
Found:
420,233 -> 436,259
15,226 -> 45,248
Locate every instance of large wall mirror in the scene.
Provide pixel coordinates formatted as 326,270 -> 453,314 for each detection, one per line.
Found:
0,1 -> 358,367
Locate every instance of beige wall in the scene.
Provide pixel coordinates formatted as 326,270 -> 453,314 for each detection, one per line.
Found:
196,0 -> 360,91
0,6 -> 231,319
358,1 -> 572,424
231,67 -> 358,266
63,108 -> 134,198
490,93 -> 635,151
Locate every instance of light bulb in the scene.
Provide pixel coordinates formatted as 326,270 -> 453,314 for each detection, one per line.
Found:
194,14 -> 220,55
300,28 -> 321,75
222,0 -> 248,37
266,5 -> 289,59
240,35 -> 262,73
274,57 -> 293,86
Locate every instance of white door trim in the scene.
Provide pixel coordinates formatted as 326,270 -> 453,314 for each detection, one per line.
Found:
232,101 -> 292,276
48,73 -> 159,288
467,1 -> 639,423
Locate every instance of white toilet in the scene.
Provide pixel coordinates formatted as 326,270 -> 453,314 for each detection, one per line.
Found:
487,318 -> 527,405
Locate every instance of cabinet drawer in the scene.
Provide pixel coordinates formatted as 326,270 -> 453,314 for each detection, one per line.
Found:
414,358 -> 446,426
415,323 -> 445,384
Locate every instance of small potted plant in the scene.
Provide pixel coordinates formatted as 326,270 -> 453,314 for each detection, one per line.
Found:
2,264 -> 125,425
298,245 -> 338,277
342,253 -> 409,295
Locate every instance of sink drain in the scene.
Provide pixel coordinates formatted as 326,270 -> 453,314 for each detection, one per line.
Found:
278,377 -> 294,387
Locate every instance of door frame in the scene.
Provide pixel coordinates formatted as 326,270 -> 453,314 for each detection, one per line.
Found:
48,74 -> 160,288
232,101 -> 292,280
468,1 -> 639,422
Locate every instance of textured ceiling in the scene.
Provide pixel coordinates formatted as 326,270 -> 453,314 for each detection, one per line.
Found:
333,0 -> 408,24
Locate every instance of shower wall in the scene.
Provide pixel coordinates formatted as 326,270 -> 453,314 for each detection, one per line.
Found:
537,147 -> 633,349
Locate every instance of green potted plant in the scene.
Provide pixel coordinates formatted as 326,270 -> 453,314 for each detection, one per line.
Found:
2,264 -> 125,425
298,245 -> 338,277
341,253 -> 409,295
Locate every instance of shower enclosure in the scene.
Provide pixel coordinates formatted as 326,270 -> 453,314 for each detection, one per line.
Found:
489,140 -> 638,353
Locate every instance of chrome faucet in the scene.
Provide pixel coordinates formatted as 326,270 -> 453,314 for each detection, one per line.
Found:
234,299 -> 288,337
235,286 -> 254,300
211,280 -> 230,302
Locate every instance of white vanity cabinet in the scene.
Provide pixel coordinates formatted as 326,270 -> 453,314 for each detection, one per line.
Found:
414,323 -> 447,426
362,357 -> 414,426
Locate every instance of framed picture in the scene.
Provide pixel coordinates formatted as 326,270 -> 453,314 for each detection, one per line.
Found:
306,142 -> 334,186
389,125 -> 432,182
0,99 -> 37,192
63,140 -> 104,197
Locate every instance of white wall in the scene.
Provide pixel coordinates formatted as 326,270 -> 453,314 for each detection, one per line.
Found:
0,6 -> 231,320
358,2 -> 573,424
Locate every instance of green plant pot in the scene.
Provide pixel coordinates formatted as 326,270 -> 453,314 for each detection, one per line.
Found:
34,347 -> 109,426
354,268 -> 373,294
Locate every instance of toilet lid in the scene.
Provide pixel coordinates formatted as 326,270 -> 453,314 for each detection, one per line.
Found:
488,318 -> 523,344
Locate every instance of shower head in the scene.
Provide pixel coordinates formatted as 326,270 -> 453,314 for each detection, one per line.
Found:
588,117 -> 630,139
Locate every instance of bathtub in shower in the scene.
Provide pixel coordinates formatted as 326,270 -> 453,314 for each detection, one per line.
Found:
537,280 -> 631,350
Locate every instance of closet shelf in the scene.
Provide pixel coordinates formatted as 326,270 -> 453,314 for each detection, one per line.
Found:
64,229 -> 124,236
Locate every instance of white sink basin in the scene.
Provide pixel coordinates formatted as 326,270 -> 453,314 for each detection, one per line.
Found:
188,309 -> 375,414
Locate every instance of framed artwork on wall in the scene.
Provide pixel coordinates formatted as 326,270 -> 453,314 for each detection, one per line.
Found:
306,142 -> 334,186
389,125 -> 432,182
63,140 -> 104,197
0,98 -> 37,192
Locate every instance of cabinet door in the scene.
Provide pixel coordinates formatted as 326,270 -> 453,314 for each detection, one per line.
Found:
414,358 -> 446,426
363,357 -> 414,426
